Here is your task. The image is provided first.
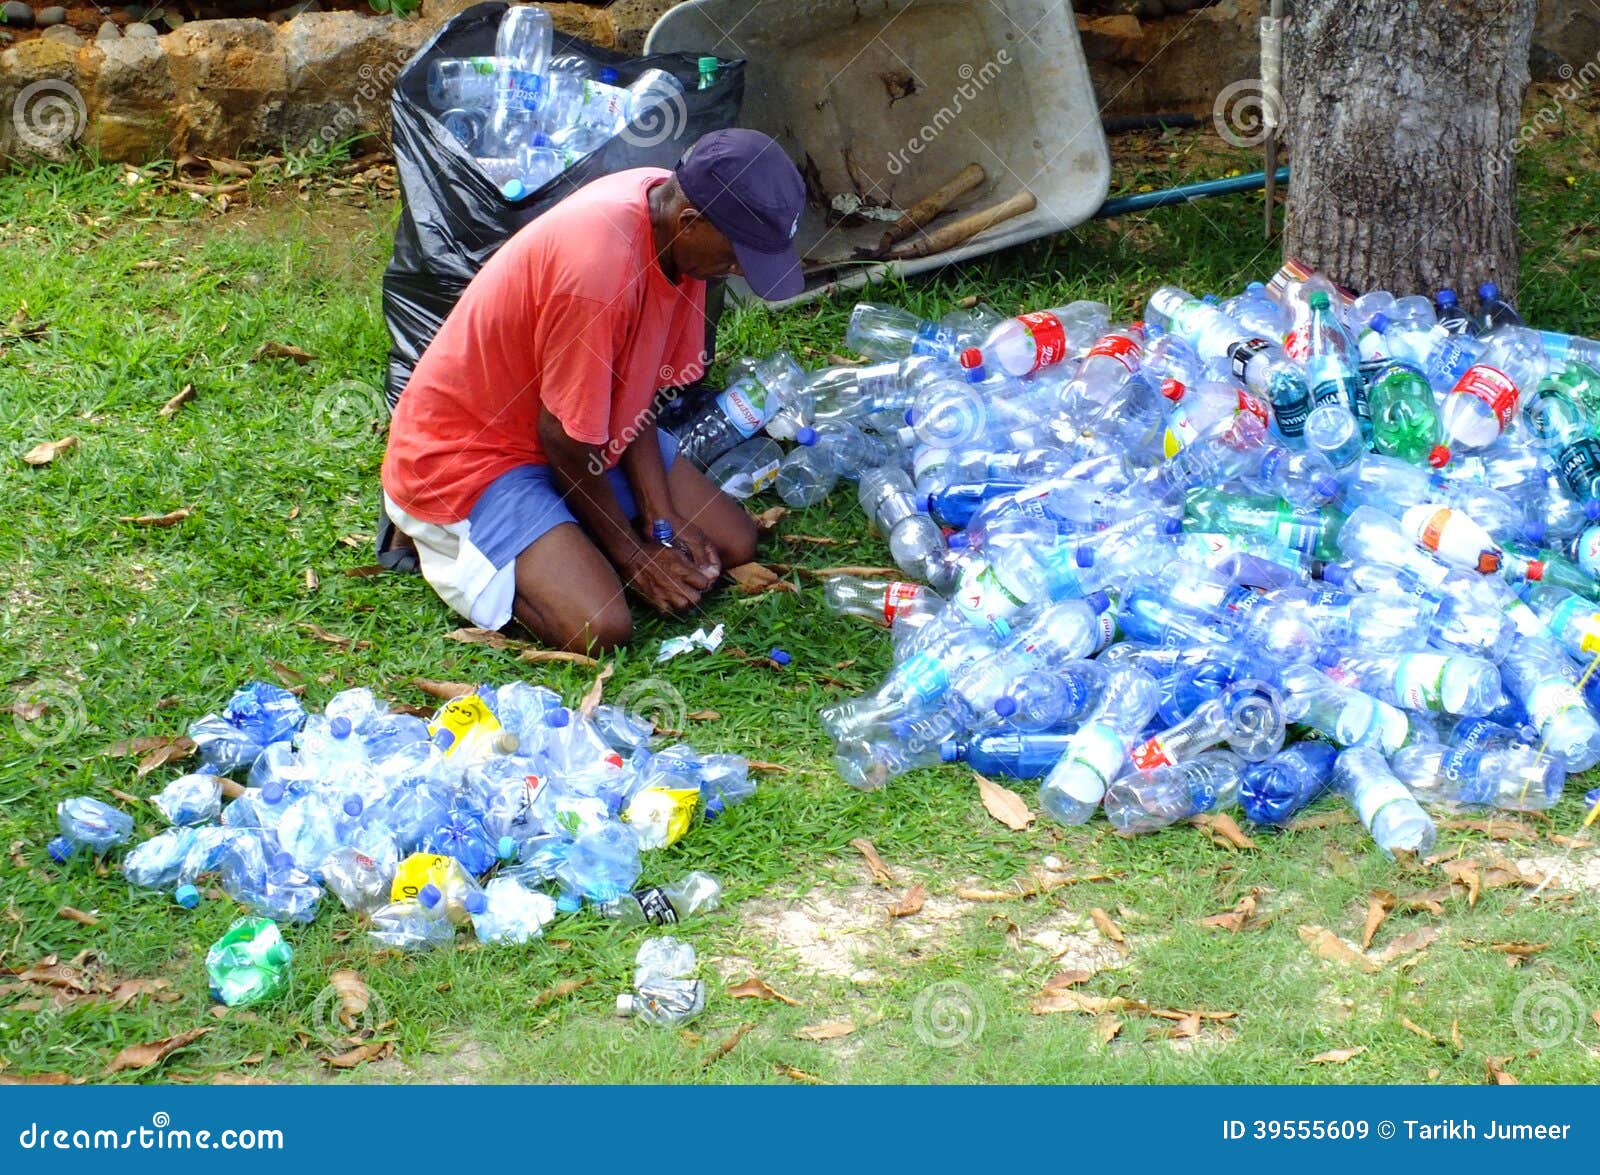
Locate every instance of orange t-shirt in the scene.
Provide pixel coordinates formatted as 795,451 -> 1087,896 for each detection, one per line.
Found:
381,168 -> 708,524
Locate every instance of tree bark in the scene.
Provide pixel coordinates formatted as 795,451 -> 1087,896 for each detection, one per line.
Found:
1283,0 -> 1536,299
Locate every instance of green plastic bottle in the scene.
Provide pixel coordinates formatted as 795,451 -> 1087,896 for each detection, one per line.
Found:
1510,540 -> 1600,601
1183,487 -> 1345,561
696,56 -> 719,90
1522,363 -> 1600,503
206,917 -> 293,1007
1368,360 -> 1450,468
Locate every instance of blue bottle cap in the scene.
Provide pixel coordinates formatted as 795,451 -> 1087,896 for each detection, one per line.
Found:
795,426 -> 818,446
650,518 -> 675,543
1321,562 -> 1347,587
547,707 -> 571,729
1085,590 -> 1111,614
1436,288 -> 1458,304
343,795 -> 364,819
47,836 -> 73,864
1313,474 -> 1341,501
1315,645 -> 1341,668
938,742 -> 962,763
917,492 -> 933,512
1074,545 -> 1094,568
947,532 -> 970,550
993,696 -> 1018,719
1525,519 -> 1546,545
1144,322 -> 1165,340
464,891 -> 489,916
1247,281 -> 1266,293
502,179 -> 527,201
261,781 -> 285,804
330,716 -> 353,739
903,408 -> 916,426
174,884 -> 201,909
1479,282 -> 1499,301
1586,499 -> 1600,522
769,648 -> 792,666
418,883 -> 442,909
530,132 -> 552,147
1367,312 -> 1390,333
498,835 -> 518,861
599,66 -> 618,84
1162,517 -> 1183,535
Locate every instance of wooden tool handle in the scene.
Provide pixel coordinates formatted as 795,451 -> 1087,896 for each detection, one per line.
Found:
878,163 -> 988,251
888,190 -> 1037,260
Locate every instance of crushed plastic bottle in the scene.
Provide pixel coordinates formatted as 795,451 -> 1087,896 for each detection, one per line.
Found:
206,916 -> 293,1007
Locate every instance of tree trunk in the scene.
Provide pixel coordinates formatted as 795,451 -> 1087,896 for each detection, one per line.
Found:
1283,0 -> 1536,299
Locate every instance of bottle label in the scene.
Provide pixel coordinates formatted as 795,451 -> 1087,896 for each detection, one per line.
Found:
1439,718 -> 1498,787
954,561 -> 1029,626
1085,332 -> 1140,373
1551,598 -> 1600,654
1016,311 -> 1069,373
1525,679 -> 1582,728
1088,612 -> 1117,655
882,581 -> 923,625
1504,598 -> 1545,638
1128,735 -> 1176,773
1451,365 -> 1519,430
504,68 -> 547,111
911,321 -> 958,358
1556,438 -> 1600,500
1283,329 -> 1308,361
1269,510 -> 1322,555
1237,389 -> 1271,426
1354,776 -> 1413,829
716,379 -> 770,438
1408,506 -> 1502,574
428,694 -> 502,757
1054,722 -> 1125,802
1579,528 -> 1600,578
896,651 -> 951,705
1392,654 -> 1449,711
631,885 -> 678,925
1227,337 -> 1272,383
747,459 -> 781,494
1272,394 -> 1310,437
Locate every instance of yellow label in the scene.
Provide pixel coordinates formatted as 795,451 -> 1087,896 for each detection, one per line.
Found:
391,852 -> 455,902
622,787 -> 700,850
427,694 -> 501,758
1580,621 -> 1600,655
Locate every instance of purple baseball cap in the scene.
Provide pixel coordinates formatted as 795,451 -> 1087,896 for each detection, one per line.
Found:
675,128 -> 806,300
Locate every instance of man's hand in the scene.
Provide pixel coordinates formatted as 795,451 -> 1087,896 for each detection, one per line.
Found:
659,513 -> 722,580
621,544 -> 714,614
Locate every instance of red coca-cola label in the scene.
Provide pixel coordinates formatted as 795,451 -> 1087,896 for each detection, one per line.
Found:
1019,311 -> 1068,373
1237,389 -> 1271,427
882,581 -> 922,625
1283,329 -> 1308,361
1085,332 -> 1141,373
1129,736 -> 1175,773
1451,365 -> 1519,429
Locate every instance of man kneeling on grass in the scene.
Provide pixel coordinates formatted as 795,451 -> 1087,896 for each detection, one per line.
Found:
380,129 -> 806,653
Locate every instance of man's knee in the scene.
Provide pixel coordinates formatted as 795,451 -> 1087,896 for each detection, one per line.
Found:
717,511 -> 760,568
515,597 -> 632,654
584,605 -> 634,653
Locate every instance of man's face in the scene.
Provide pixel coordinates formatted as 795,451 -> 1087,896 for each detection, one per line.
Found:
671,207 -> 743,282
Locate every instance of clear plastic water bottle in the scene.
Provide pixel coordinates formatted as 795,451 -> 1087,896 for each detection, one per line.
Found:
627,68 -> 687,125
428,57 -> 509,109
1520,365 -> 1600,507
495,4 -> 554,113
858,466 -> 945,583
554,821 -> 641,910
1477,282 -> 1524,331
1276,663 -> 1409,752
673,351 -> 806,470
466,876 -> 557,943
1500,636 -> 1600,772
596,870 -> 722,925
1303,291 -> 1370,437
1440,326 -> 1549,451
369,897 -> 457,951
1037,665 -> 1161,824
1104,749 -> 1244,833
1331,745 -> 1436,857
705,436 -> 784,500
322,846 -> 396,914
1433,288 -> 1479,337
619,937 -> 705,1028
1389,717 -> 1563,811
1239,740 -> 1337,825
846,303 -> 967,362
939,730 -> 1081,778
1324,651 -> 1502,716
48,796 -> 135,863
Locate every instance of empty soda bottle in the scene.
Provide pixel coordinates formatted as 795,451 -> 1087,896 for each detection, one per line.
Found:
206,916 -> 293,1007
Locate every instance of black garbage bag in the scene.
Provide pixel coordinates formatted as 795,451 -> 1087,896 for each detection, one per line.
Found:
381,0 -> 746,413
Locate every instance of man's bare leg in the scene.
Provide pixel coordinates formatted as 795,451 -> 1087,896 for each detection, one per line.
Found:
666,460 -> 759,568
511,522 -> 634,653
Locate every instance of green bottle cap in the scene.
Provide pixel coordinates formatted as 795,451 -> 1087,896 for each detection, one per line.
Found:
698,56 -> 719,73
1308,291 -> 1330,309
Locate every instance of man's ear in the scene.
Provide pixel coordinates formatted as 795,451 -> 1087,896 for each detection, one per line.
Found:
677,204 -> 703,234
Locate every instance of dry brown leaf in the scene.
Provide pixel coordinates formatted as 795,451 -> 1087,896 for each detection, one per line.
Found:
752,505 -> 788,531
578,663 -> 614,718
746,759 -> 788,772
300,623 -> 370,650
1200,889 -> 1262,933
303,568 -> 319,592
1442,860 -> 1482,907
1286,809 -> 1357,831
1438,818 -> 1539,841
411,678 -> 476,702
107,979 -> 174,1010
343,564 -> 386,578
1452,1019 -> 1464,1051
0,1073 -> 76,1085
119,507 -> 193,527
1043,969 -> 1094,991
1308,1045 -> 1367,1065
1149,1007 -> 1236,1022
1482,940 -> 1550,961
1485,1055 -> 1518,1085
975,772 -> 1035,831
1374,886 -> 1447,917
1157,1012 -> 1203,1040
781,533 -> 843,547
774,1063 -> 826,1084
1089,907 -> 1126,944
1372,926 -> 1439,964
250,340 -> 314,365
687,709 -> 720,722
519,648 -> 600,667
104,1027 -> 211,1075
1191,812 -> 1257,850
887,884 -> 927,919
701,1022 -> 754,1067
10,840 -> 29,869
158,385 -> 196,418
794,565 -> 900,580
1298,925 -> 1380,973
793,1019 -> 856,1042
958,870 -> 1116,902
529,977 -> 589,1008
1361,893 -> 1391,951
210,1072 -> 273,1085
22,436 -> 78,466
328,970 -> 372,1029
267,660 -> 304,687
1400,1016 -> 1441,1044
10,963 -> 90,993
725,561 -> 794,595
56,907 -> 98,927
135,735 -> 196,780
1030,988 -> 1145,1017
320,1040 -> 392,1070
445,627 -> 531,652
3,700 -> 48,721
1093,1014 -> 1123,1044
727,976 -> 799,1006
849,838 -> 895,886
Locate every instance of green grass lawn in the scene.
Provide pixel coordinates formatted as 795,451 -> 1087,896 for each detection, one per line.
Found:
2,111 -> 1599,1085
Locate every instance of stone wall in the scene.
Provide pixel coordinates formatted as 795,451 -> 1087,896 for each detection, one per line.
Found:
3,0 -> 1596,164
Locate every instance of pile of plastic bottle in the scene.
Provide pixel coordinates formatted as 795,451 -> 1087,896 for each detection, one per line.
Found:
424,5 -> 711,198
666,265 -> 1600,859
48,680 -> 744,989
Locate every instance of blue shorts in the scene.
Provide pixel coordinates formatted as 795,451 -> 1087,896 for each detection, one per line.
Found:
384,432 -> 678,630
